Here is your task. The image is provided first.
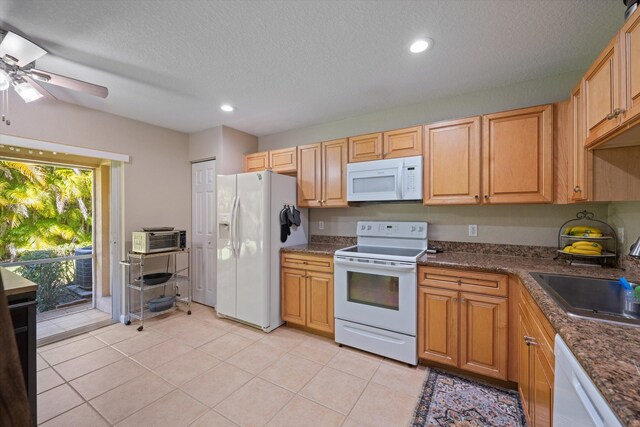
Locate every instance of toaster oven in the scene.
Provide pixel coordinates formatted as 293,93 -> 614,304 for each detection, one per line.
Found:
132,230 -> 186,254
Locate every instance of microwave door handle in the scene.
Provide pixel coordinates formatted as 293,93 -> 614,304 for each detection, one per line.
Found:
396,162 -> 403,199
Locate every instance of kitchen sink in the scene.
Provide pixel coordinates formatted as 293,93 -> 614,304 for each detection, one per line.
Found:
529,273 -> 640,327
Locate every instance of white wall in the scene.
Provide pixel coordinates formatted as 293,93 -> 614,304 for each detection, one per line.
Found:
1,91 -> 191,238
608,202 -> 640,252
188,125 -> 257,173
311,203 -> 610,247
258,70 -> 583,150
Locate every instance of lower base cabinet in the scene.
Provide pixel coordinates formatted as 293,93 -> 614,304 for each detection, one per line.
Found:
281,253 -> 334,335
417,267 -> 508,380
518,280 -> 555,427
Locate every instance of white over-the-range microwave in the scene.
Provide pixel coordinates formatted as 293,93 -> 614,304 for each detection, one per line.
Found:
347,155 -> 422,202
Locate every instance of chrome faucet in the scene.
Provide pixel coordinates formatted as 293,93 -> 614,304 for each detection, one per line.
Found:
631,236 -> 640,258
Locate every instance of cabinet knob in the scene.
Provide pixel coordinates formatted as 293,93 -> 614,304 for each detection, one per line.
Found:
474,195 -> 479,199
573,186 -> 581,193
456,279 -> 462,285
461,298 -> 466,303
614,108 -> 626,117
606,112 -> 616,120
453,297 -> 458,303
484,195 -> 489,199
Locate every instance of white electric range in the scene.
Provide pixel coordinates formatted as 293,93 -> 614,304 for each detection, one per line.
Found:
333,221 -> 428,365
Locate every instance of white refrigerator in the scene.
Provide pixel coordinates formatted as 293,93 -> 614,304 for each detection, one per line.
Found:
216,171 -> 308,332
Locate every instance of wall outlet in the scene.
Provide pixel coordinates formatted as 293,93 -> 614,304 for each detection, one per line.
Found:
618,227 -> 624,244
469,224 -> 478,237
319,221 -> 325,230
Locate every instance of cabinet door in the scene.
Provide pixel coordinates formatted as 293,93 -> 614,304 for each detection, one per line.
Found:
621,7 -> 640,126
244,152 -> 269,172
569,85 -> 590,202
383,126 -> 423,159
459,293 -> 508,380
281,268 -> 306,326
418,287 -> 458,367
348,133 -> 383,163
583,36 -> 621,147
424,117 -> 481,205
321,139 -> 348,207
306,271 -> 334,334
482,105 -> 554,204
297,144 -> 322,207
269,147 -> 297,174
518,305 -> 534,423
532,345 -> 554,427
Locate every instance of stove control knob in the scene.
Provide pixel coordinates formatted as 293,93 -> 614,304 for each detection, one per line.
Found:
360,225 -> 366,230
367,225 -> 372,230
418,226 -> 424,232
410,226 -> 416,232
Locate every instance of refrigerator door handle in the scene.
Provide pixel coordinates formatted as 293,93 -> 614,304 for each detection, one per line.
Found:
230,196 -> 238,258
233,196 -> 241,256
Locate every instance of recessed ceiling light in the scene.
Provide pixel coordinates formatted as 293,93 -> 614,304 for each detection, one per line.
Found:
409,38 -> 433,54
220,104 -> 235,112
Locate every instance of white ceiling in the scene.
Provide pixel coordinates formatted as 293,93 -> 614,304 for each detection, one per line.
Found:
0,0 -> 624,136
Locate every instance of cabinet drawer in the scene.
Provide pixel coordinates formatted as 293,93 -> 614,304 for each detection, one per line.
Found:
281,253 -> 334,273
418,266 -> 508,297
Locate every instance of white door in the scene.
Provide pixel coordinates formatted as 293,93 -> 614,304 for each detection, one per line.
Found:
191,160 -> 217,306
216,174 -> 237,317
235,172 -> 269,327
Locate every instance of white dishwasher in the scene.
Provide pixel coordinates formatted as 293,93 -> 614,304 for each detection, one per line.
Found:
554,335 -> 623,427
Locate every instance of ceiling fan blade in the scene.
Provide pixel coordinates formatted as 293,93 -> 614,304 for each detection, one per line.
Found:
0,31 -> 47,67
22,76 -> 57,101
30,68 -> 108,98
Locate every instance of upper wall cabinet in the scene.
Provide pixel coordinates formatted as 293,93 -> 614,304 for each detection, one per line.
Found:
424,117 -> 482,205
269,147 -> 297,174
583,36 -> 621,148
297,139 -> 348,208
348,127 -> 422,163
243,151 -> 270,172
383,126 -> 423,159
348,133 -> 383,162
482,105 -> 554,204
620,8 -> 640,127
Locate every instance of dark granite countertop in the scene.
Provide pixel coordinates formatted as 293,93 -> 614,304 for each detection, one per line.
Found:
418,252 -> 640,427
281,242 -> 348,256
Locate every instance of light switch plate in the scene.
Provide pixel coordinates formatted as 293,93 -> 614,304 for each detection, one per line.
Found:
319,221 -> 325,230
469,224 -> 478,237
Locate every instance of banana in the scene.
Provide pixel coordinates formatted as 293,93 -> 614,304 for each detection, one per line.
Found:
563,245 -> 602,255
572,241 -> 603,250
567,226 -> 602,236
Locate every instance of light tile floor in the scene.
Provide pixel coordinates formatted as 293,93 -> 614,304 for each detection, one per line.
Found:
37,306 -> 112,341
36,303 -> 428,426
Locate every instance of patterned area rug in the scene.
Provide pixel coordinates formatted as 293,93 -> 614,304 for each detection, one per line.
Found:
411,368 -> 526,427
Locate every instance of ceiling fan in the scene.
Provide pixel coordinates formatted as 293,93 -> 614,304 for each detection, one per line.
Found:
0,30 -> 108,123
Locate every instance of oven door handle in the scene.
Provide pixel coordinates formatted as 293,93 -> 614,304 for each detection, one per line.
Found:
334,258 -> 416,272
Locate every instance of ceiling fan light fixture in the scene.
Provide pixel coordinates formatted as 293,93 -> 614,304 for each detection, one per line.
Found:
0,70 -> 10,91
2,54 -> 18,66
220,104 -> 235,112
29,70 -> 51,83
14,81 -> 43,103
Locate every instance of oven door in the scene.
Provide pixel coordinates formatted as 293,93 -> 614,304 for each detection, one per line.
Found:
334,255 -> 416,336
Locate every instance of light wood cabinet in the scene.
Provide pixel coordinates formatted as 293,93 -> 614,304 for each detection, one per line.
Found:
583,36 -> 621,147
348,133 -> 383,163
281,253 -> 334,335
423,117 -> 481,205
269,147 -> 297,174
518,281 -> 555,427
482,104 -> 554,204
297,139 -> 348,208
620,7 -> 640,127
348,127 -> 422,163
418,286 -> 458,367
383,126 -> 423,159
568,85 -> 590,202
243,151 -> 269,172
418,267 -> 509,380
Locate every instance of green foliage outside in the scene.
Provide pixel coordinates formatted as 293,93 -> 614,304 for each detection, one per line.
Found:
0,160 -> 93,312
0,160 -> 93,261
